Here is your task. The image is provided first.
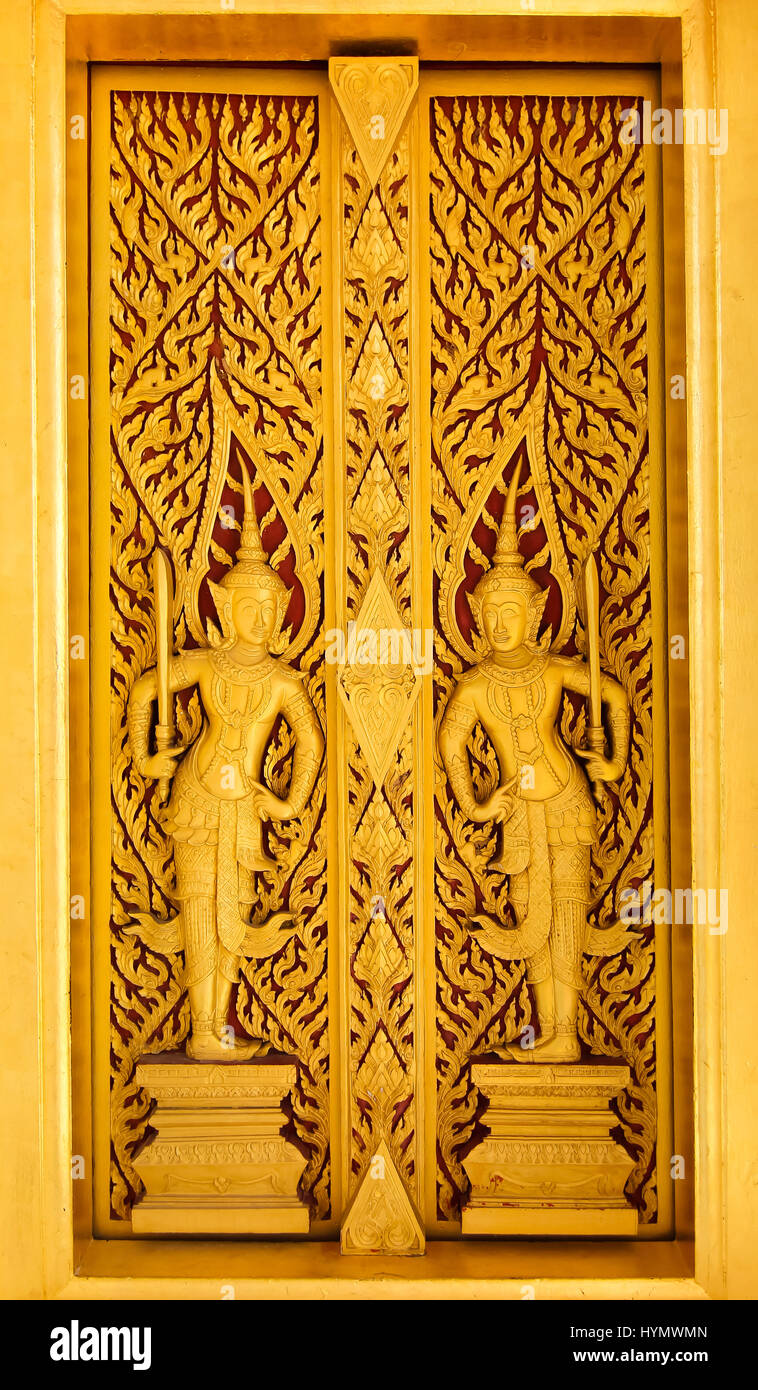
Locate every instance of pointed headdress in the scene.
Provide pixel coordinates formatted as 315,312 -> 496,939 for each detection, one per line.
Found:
470,457 -> 549,647
220,465 -> 288,597
208,465 -> 290,651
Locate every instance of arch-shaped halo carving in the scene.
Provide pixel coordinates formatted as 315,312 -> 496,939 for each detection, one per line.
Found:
176,366 -> 321,662
437,374 -> 577,662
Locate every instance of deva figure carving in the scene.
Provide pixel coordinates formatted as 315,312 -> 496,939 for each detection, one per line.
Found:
438,461 -> 630,1062
127,467 -> 324,1062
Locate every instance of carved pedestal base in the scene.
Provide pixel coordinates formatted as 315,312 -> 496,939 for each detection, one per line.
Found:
132,1056 -> 309,1235
462,1062 -> 637,1237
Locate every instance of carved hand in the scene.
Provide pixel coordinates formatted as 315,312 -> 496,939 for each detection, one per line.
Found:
140,748 -> 186,781
575,748 -> 620,783
470,786 -> 514,824
250,782 -> 294,822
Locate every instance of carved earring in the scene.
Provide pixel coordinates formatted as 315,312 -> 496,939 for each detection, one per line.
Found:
269,589 -> 290,656
207,579 -> 235,646
468,594 -> 488,650
527,590 -> 550,648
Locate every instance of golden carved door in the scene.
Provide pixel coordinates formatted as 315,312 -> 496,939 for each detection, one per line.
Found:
85,59 -> 683,1248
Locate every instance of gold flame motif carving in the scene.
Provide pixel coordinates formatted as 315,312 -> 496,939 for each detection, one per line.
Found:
107,87 -> 330,1220
430,94 -> 657,1224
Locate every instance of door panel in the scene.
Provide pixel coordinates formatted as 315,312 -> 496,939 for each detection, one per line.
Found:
427,81 -> 665,1229
91,71 -> 332,1231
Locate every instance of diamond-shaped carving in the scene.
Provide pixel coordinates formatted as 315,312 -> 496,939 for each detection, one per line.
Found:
329,58 -> 419,188
355,906 -> 406,1007
338,570 -> 421,786
360,1029 -> 407,1111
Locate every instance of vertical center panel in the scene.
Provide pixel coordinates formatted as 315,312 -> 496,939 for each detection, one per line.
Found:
329,60 -> 426,1249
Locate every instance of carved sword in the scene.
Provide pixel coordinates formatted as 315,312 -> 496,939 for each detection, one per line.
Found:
583,552 -> 605,800
152,547 -> 176,805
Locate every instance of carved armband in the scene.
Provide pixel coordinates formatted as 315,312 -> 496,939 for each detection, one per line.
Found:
446,753 -> 478,819
442,705 -> 475,739
283,687 -> 323,815
607,705 -> 631,780
171,652 -> 192,687
128,699 -> 152,777
440,699 -> 479,817
288,701 -> 317,737
288,749 -> 321,817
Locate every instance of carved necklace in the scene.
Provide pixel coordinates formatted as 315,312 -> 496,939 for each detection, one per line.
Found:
480,651 -> 549,687
202,651 -> 274,792
210,648 -> 276,684
488,678 -> 546,751
209,650 -> 273,728
209,674 -> 272,730
485,656 -> 564,793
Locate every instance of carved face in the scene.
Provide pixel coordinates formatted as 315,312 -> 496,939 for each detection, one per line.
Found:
480,590 -> 530,653
231,585 -> 279,646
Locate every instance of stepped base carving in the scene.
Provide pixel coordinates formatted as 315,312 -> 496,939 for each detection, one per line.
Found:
462,1061 -> 638,1237
131,1055 -> 309,1235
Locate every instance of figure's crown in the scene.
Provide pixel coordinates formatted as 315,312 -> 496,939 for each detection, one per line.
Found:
472,455 -> 541,607
492,456 -> 525,569
221,465 -> 286,594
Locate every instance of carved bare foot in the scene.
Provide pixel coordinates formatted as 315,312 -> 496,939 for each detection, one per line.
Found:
490,1014 -> 554,1062
215,1027 -> 271,1060
501,1031 -> 581,1064
186,1032 -> 266,1063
